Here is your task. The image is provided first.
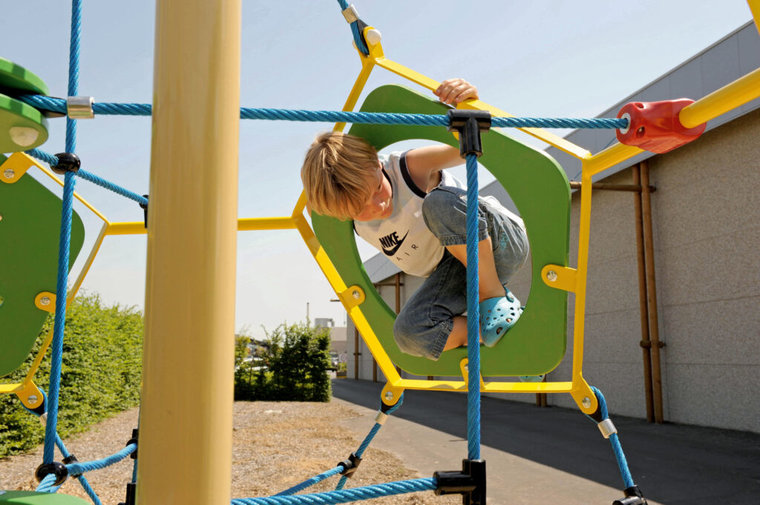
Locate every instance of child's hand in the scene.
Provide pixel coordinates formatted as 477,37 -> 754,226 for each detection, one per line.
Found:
434,78 -> 479,106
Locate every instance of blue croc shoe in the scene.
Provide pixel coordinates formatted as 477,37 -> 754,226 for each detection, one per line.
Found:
479,288 -> 523,347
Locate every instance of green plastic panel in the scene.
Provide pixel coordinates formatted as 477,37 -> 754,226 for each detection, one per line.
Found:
0,57 -> 50,95
312,85 -> 571,377
0,159 -> 85,377
0,57 -> 50,153
0,491 -> 90,505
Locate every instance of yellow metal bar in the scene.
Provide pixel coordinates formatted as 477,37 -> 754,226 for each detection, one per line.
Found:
107,222 -> 147,235
335,56 -> 377,132
680,66 -> 760,128
372,56 -> 591,160
748,0 -> 760,35
68,223 -> 109,300
584,143 -> 643,177
137,1 -> 240,505
237,217 -> 297,231
567,168 -> 598,414
7,152 -> 111,223
293,214 -> 402,384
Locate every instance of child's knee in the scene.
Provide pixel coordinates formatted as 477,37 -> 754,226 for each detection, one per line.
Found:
393,311 -> 449,360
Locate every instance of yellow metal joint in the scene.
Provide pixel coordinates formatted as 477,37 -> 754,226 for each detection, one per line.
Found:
541,265 -> 577,292
1,152 -> 34,183
338,285 -> 366,309
35,292 -> 56,313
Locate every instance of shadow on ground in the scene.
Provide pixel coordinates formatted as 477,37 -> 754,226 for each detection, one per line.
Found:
333,379 -> 760,505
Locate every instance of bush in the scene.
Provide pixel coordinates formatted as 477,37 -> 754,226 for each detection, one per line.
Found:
0,294 -> 143,457
235,321 -> 331,402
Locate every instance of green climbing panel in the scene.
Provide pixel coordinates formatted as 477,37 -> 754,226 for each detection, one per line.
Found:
312,85 -> 571,377
0,155 -> 85,377
0,57 -> 50,153
0,491 -> 90,505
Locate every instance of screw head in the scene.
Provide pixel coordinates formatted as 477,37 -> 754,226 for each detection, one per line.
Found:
40,296 -> 51,306
546,270 -> 558,282
28,395 -> 38,404
9,126 -> 39,147
352,289 -> 361,299
384,391 -> 394,401
582,396 -> 592,409
3,168 -> 15,179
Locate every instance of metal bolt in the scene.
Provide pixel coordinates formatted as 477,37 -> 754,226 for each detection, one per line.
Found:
352,289 -> 361,299
28,395 -> 38,404
546,270 -> 558,282
9,126 -> 39,147
384,391 -> 394,401
582,396 -> 592,409
40,296 -> 51,306
3,168 -> 15,179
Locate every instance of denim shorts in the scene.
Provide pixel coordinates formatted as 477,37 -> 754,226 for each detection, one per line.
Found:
392,185 -> 529,360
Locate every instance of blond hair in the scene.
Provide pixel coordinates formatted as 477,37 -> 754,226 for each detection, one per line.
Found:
301,132 -> 379,220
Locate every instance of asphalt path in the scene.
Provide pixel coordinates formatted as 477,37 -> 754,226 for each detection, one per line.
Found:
332,379 -> 760,505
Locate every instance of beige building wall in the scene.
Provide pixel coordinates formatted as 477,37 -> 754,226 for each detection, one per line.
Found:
346,108 -> 760,433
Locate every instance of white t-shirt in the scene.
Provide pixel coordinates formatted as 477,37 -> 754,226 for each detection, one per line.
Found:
354,151 -> 464,278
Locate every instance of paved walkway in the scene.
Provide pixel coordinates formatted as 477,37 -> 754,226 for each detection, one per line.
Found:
332,379 -> 760,505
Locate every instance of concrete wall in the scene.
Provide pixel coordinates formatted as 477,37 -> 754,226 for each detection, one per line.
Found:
345,108 -> 760,433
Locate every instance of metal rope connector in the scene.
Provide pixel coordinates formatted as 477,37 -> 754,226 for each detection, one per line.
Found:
341,4 -> 359,23
374,411 -> 389,425
598,418 -> 618,439
67,96 -> 95,119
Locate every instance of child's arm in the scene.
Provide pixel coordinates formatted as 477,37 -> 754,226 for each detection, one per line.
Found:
405,78 -> 479,191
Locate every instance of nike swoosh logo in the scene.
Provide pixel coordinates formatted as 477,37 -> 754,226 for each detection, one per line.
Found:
381,231 -> 409,256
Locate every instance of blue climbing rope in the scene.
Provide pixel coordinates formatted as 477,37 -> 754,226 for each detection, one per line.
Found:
54,434 -> 102,505
465,153 -> 481,462
276,466 -> 344,496
335,395 -> 404,490
336,0 -> 369,56
590,387 -> 636,489
233,478 -> 436,505
66,443 -> 137,476
42,0 -> 83,466
16,95 -> 629,130
24,149 -> 148,207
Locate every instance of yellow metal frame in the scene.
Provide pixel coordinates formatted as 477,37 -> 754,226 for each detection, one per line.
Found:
292,21 -> 760,413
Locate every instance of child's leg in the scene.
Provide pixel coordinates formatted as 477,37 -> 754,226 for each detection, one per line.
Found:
422,186 -> 528,350
444,236 -> 504,301
393,251 -> 467,360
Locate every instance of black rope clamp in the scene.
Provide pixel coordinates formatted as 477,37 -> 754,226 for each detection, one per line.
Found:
337,452 -> 362,478
434,459 -> 486,505
52,152 -> 81,175
62,454 -> 81,477
35,461 -> 69,486
126,428 -> 139,459
118,482 -> 137,505
613,485 -> 648,505
447,110 -> 492,158
139,195 -> 149,229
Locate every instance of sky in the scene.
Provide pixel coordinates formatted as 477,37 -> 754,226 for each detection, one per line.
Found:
1,1 -> 755,340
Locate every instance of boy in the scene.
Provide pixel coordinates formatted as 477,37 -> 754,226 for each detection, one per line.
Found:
301,79 -> 529,360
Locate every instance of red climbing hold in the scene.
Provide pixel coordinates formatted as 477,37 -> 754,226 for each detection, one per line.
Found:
616,99 -> 706,154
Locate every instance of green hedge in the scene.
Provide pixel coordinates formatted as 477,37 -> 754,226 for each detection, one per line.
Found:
235,322 -> 331,402
0,294 -> 143,457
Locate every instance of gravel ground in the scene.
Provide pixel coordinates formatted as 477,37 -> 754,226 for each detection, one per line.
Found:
0,400 -> 457,505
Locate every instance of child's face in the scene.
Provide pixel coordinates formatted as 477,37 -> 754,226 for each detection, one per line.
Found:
352,162 -> 393,222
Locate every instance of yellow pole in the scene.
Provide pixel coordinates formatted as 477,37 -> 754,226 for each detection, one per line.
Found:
137,1 -> 240,505
679,66 -> 760,128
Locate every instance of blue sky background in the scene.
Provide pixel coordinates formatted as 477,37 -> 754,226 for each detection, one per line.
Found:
1,1 -> 754,339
